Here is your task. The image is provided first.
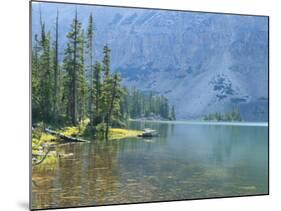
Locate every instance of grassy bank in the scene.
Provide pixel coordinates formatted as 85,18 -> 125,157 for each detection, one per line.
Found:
32,127 -> 59,167
32,120 -> 142,166
56,119 -> 142,140
108,128 -> 142,140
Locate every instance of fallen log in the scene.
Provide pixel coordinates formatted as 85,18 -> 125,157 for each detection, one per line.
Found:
45,128 -> 88,143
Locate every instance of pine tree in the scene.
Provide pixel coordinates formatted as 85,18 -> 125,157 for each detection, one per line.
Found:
130,87 -> 141,118
62,42 -> 73,120
100,45 -> 112,123
77,30 -> 87,121
86,13 -> 95,116
120,87 -> 129,119
171,105 -> 176,120
52,9 -> 60,123
39,22 -> 53,122
102,45 -> 111,77
32,34 -> 40,121
104,73 -> 123,138
98,45 -> 125,138
160,96 -> 169,119
63,9 -> 84,125
91,61 -> 102,125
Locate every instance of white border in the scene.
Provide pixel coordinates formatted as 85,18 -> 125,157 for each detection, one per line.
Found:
1,0 -> 280,211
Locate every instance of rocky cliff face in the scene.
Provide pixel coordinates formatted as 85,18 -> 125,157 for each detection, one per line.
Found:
32,2 -> 269,121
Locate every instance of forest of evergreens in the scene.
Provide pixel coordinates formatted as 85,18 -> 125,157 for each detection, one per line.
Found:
203,108 -> 242,122
32,10 -> 176,139
121,87 -> 176,121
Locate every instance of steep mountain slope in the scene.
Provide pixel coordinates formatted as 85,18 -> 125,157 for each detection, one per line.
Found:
32,2 -> 269,121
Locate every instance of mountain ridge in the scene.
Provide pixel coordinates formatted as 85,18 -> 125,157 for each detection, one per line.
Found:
32,2 -> 269,121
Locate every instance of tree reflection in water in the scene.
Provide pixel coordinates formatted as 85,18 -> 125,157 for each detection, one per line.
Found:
32,122 -> 268,209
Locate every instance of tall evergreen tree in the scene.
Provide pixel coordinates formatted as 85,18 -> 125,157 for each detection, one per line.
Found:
39,23 -> 53,122
98,45 -> 125,138
104,73 -> 123,138
120,87 -> 129,119
77,30 -> 87,121
32,34 -> 40,121
102,45 -> 111,77
86,13 -> 95,116
91,61 -> 102,125
63,9 -> 84,125
100,45 -> 112,123
171,105 -> 176,120
52,9 -> 60,123
160,96 -> 169,119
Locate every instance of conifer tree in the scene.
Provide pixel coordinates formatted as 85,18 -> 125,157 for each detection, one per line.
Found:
104,73 -> 123,138
86,13 -> 95,116
171,105 -> 176,120
91,61 -> 102,125
102,45 -> 111,77
32,34 -> 40,121
100,45 -> 112,123
77,30 -> 87,121
52,9 -> 60,123
39,23 -> 53,122
63,9 -> 84,125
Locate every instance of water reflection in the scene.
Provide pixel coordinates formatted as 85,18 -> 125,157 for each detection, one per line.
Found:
33,140 -> 121,208
32,121 -> 268,209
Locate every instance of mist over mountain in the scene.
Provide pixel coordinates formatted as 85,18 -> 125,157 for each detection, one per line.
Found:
32,2 -> 269,121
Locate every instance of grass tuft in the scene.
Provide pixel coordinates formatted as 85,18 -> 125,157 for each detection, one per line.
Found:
109,128 -> 142,140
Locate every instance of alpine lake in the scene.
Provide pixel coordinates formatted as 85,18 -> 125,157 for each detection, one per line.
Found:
32,120 -> 268,209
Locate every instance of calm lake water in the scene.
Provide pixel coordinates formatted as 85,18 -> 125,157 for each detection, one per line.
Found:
32,121 -> 268,209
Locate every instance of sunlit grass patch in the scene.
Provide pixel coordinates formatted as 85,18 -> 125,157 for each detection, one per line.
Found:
40,133 -> 56,142
59,126 -> 80,136
58,118 -> 90,137
32,130 -> 56,149
32,127 -> 59,167
109,128 -> 142,140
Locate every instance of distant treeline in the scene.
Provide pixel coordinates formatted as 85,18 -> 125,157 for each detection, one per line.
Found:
203,108 -> 242,122
121,88 -> 176,120
32,10 -> 175,138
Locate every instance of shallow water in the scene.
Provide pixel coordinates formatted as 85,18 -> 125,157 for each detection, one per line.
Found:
32,121 -> 268,209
